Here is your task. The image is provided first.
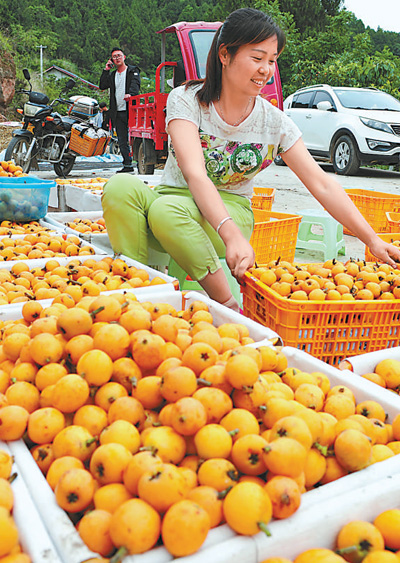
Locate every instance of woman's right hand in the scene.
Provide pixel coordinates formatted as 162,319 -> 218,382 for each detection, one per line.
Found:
224,232 -> 255,281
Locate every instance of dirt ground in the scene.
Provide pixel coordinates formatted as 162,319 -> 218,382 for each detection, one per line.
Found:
0,125 -> 20,152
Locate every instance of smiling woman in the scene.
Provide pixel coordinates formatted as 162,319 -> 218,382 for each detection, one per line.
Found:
102,6 -> 400,311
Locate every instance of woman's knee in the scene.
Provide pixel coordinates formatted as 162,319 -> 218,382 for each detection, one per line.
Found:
102,175 -> 149,205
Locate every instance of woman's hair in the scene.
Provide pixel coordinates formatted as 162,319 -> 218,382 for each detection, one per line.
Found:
186,7 -> 285,106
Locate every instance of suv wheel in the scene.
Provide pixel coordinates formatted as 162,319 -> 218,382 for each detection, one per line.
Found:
332,135 -> 360,176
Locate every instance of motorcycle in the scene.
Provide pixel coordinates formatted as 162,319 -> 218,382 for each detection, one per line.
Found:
5,69 -> 98,177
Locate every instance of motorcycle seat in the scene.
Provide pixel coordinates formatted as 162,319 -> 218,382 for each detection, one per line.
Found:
61,116 -> 76,131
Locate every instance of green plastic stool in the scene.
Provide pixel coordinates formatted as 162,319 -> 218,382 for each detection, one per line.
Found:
167,257 -> 242,305
296,208 -> 346,261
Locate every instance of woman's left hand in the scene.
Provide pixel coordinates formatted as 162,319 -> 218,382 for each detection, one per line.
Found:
368,238 -> 400,267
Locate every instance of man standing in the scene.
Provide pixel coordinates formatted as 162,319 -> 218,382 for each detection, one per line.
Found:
99,48 -> 140,173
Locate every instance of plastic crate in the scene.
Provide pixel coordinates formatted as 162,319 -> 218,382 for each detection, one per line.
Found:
250,187 -> 276,211
249,210 -> 301,266
365,232 -> 400,262
241,270 -> 400,366
0,176 -> 54,221
69,125 -> 110,157
344,188 -> 400,235
386,211 -> 400,232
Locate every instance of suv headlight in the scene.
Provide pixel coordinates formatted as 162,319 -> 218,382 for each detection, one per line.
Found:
360,117 -> 393,135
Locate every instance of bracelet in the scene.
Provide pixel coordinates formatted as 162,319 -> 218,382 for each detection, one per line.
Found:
216,216 -> 233,235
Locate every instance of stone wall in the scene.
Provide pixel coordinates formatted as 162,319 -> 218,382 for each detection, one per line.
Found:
0,49 -> 16,121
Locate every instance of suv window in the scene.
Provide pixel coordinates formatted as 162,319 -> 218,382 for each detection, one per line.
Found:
292,91 -> 314,109
312,91 -> 335,109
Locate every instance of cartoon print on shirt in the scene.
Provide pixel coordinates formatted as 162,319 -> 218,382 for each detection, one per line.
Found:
169,133 -> 277,188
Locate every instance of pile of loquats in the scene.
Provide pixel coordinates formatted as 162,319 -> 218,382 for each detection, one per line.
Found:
0,293 -> 399,560
65,217 -> 107,234
261,507 -> 400,562
0,162 -> 27,178
346,358 -> 400,396
0,448 -> 31,562
0,233 -> 97,263
0,221 -> 54,236
250,258 -> 400,301
0,256 -> 167,305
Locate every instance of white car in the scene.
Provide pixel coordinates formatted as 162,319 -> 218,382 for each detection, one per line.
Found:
280,84 -> 400,175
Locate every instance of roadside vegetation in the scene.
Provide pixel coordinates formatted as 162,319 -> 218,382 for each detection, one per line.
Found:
0,0 -> 399,112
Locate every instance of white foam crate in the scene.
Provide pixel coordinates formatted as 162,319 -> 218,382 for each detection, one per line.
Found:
0,440 -> 62,562
44,211 -> 112,253
341,346 -> 400,374
338,348 -> 400,407
64,184 -> 102,211
194,471 -> 400,563
0,253 -> 178,317
7,345 -> 400,563
165,347 -> 400,563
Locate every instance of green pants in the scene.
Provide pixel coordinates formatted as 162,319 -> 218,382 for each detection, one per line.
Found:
101,174 -> 254,281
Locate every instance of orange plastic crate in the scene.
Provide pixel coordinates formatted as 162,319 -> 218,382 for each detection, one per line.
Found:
69,127 -> 109,157
386,211 -> 400,233
251,187 -> 276,212
344,188 -> 400,236
365,232 -> 400,262
249,210 -> 301,266
241,271 -> 400,366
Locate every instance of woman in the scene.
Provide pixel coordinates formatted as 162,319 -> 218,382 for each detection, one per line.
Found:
102,7 -> 400,312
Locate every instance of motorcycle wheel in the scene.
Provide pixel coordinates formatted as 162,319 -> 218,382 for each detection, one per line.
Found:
53,155 -> 76,177
5,136 -> 33,173
108,138 -> 121,156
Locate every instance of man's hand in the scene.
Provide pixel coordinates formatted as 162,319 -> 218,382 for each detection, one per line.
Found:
123,94 -> 131,101
105,59 -> 114,70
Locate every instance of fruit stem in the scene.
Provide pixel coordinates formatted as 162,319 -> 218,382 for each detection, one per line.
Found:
335,545 -> 359,556
228,428 -> 240,437
217,486 -> 233,499
8,472 -> 17,484
197,377 -> 212,387
313,442 -> 329,457
258,522 -> 272,536
90,305 -> 105,317
109,546 -> 129,563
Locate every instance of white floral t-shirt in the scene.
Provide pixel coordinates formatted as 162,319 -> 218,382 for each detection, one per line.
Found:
161,85 -> 301,199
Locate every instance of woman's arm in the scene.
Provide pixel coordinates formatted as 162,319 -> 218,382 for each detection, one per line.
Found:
282,138 -> 400,266
168,118 -> 255,278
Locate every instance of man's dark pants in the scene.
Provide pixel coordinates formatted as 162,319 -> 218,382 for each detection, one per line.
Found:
115,110 -> 132,167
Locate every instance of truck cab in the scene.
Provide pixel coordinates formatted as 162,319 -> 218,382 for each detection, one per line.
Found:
129,21 -> 283,174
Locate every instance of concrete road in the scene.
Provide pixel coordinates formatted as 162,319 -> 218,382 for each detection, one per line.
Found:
35,161 -> 400,264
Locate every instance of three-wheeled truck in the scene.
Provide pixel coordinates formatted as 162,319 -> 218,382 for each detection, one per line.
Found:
128,21 -> 284,174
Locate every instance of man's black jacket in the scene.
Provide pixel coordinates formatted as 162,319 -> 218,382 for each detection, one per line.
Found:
99,64 -> 141,124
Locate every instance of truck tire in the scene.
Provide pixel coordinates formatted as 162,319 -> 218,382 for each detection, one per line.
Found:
332,135 -> 360,176
5,136 -> 33,173
274,154 -> 286,166
138,140 -> 155,175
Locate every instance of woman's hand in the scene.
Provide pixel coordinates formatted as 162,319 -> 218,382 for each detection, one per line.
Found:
223,231 -> 255,281
367,237 -> 400,268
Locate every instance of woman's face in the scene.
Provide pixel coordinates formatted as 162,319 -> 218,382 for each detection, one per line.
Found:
220,35 -> 279,97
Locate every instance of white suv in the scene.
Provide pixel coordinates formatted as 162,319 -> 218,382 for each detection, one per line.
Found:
282,84 -> 400,175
